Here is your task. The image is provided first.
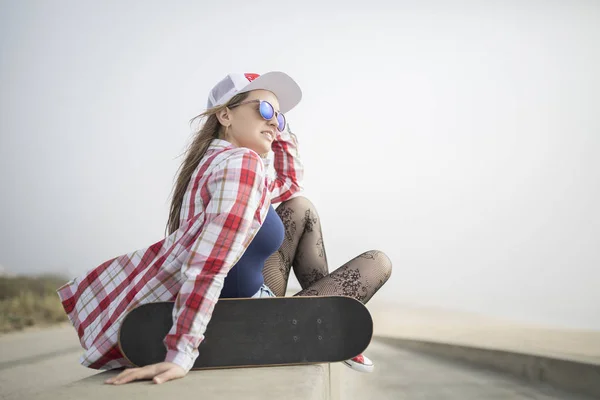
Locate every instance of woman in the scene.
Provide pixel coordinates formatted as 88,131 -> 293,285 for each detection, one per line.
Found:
58,71 -> 392,385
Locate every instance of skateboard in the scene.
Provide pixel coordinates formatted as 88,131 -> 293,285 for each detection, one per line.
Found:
118,295 -> 373,370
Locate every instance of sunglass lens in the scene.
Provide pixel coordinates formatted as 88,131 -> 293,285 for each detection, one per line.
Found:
277,113 -> 286,132
259,101 -> 274,120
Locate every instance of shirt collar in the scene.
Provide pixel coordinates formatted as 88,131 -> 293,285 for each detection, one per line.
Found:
207,138 -> 272,170
208,138 -> 234,151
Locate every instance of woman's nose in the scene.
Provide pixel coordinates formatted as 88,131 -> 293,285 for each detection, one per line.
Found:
267,115 -> 278,127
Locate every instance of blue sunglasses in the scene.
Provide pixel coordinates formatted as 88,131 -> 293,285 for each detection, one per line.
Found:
229,100 -> 286,132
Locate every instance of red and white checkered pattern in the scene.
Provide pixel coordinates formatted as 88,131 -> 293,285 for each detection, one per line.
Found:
58,128 -> 303,372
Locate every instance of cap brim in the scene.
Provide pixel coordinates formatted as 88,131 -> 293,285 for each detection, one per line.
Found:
238,71 -> 302,114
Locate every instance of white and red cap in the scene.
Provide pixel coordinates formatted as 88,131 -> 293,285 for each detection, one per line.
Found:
206,71 -> 302,114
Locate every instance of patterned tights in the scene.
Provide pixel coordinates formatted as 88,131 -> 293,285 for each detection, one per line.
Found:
262,196 -> 392,304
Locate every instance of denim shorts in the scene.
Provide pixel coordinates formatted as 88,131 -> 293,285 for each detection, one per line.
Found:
251,283 -> 276,298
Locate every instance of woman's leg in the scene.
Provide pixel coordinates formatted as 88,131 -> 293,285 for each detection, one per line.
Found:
293,249 -> 392,304
262,196 -> 392,302
263,196 -> 330,296
262,196 -> 391,372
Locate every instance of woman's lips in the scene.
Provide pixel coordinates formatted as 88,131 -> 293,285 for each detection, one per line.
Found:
261,131 -> 274,141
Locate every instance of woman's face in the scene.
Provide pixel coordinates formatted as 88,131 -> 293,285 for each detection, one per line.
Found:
219,89 -> 281,155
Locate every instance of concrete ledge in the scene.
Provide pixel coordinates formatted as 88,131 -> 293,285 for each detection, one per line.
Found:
375,335 -> 600,399
32,363 -> 336,400
2,315 -> 340,400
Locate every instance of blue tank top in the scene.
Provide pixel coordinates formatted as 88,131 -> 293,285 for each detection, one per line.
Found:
220,205 -> 284,298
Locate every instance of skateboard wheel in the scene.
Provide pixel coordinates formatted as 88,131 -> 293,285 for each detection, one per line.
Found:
292,319 -> 297,325
293,336 -> 298,342
317,318 -> 322,324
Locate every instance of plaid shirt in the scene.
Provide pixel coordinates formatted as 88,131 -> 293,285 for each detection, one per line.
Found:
57,128 -> 303,372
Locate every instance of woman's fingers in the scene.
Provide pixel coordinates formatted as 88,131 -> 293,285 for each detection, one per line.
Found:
105,365 -> 156,385
113,370 -> 147,385
104,362 -> 186,385
105,368 -> 136,384
108,369 -> 140,385
153,365 -> 186,385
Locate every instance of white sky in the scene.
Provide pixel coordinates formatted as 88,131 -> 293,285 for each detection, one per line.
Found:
1,0 -> 599,329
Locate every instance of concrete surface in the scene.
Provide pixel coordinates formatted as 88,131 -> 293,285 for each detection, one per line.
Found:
0,324 -> 82,369
3,323 -> 595,400
340,339 -> 597,400
367,300 -> 600,365
0,324 -> 97,399
2,299 -> 600,399
0,323 -> 333,400
366,300 -> 600,398
375,336 -> 600,398
28,363 -> 332,400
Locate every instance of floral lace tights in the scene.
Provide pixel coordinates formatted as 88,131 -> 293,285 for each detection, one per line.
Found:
262,196 -> 392,304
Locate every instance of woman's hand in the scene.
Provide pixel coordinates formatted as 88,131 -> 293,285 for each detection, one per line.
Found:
104,361 -> 187,385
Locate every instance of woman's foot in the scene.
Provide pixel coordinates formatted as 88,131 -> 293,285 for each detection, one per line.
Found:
342,353 -> 374,373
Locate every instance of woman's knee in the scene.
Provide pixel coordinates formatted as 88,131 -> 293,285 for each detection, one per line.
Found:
275,195 -> 322,238
276,196 -> 321,225
361,250 -> 392,279
277,195 -> 317,214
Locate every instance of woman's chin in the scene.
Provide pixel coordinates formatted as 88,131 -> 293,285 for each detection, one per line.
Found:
246,146 -> 269,156
256,145 -> 271,155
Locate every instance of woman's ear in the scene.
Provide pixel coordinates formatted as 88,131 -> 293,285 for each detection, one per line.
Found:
216,108 -> 231,127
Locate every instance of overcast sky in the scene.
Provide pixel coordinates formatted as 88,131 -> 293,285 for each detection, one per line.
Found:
1,0 -> 599,329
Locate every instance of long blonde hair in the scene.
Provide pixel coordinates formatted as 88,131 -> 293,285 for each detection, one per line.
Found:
165,92 -> 250,235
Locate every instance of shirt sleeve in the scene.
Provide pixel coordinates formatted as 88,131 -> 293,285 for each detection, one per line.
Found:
269,123 -> 304,203
162,148 -> 269,372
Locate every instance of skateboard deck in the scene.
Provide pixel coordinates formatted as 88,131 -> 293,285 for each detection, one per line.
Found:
118,295 -> 373,370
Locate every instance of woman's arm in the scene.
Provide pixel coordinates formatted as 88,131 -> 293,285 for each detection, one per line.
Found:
164,148 -> 268,370
106,148 -> 269,385
269,123 -> 304,203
